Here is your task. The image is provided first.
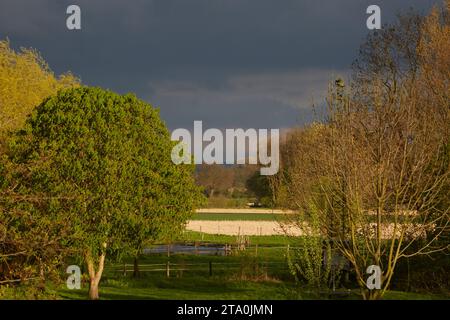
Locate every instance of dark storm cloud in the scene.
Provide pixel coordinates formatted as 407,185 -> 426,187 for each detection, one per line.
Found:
0,0 -> 437,129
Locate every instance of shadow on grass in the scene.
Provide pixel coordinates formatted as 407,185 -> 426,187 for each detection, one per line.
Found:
58,273 -> 289,300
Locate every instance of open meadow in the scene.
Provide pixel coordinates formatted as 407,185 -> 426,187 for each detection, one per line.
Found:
47,212 -> 449,300
52,231 -> 447,300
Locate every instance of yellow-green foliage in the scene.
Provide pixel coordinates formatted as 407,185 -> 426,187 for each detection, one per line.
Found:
0,39 -> 79,137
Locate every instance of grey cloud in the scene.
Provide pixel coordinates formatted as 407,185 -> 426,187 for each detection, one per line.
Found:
0,0 -> 438,129
148,68 -> 345,128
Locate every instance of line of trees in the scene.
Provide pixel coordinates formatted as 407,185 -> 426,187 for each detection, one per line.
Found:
195,164 -> 274,207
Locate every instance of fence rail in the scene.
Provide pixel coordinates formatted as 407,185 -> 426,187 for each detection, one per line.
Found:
107,261 -> 290,277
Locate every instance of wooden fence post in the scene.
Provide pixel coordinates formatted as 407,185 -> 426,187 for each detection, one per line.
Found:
166,261 -> 170,278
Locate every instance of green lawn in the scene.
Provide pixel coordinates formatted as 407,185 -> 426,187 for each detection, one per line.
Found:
181,231 -> 290,246
58,276 -> 296,300
53,244 -> 449,300
57,248 -> 295,300
55,254 -> 448,300
4,233 -> 447,300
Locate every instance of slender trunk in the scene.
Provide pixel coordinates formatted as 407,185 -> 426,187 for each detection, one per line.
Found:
85,244 -> 107,300
89,277 -> 100,300
133,256 -> 140,278
38,261 -> 46,291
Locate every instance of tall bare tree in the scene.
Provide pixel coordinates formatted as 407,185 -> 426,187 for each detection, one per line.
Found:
274,2 -> 449,299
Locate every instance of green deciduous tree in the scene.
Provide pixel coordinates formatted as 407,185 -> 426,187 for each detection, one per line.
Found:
6,87 -> 204,299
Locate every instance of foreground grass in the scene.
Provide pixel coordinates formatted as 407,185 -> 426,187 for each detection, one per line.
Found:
58,276 -> 295,300
54,250 -> 448,300
3,234 -> 447,300
57,248 -> 295,300
382,291 -> 449,300
56,275 -> 448,300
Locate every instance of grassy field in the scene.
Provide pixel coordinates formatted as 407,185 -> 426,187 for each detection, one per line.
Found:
3,232 -> 446,300
57,250 -> 294,300
58,277 -> 295,300
190,210 -> 403,223
48,232 -> 449,300
53,250 -> 448,300
3,209 -> 444,300
57,281 -> 448,300
181,231 -> 290,246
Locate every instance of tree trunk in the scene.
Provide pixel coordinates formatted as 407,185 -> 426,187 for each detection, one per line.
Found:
122,262 -> 127,276
38,261 -> 46,291
85,244 -> 107,300
133,256 -> 140,278
89,278 -> 100,300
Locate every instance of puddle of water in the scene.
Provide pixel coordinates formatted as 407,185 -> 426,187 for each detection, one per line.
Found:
143,244 -> 228,256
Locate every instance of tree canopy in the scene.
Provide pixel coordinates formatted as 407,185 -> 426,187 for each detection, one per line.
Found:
4,87 -> 204,298
272,2 -> 450,300
0,39 -> 79,141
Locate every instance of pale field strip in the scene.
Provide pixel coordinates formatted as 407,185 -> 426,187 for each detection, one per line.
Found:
197,208 -> 418,215
186,220 -> 301,236
366,210 -> 419,216
187,220 -> 431,239
195,208 -> 296,214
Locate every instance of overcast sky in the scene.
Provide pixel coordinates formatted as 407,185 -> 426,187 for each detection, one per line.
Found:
0,0 -> 438,130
